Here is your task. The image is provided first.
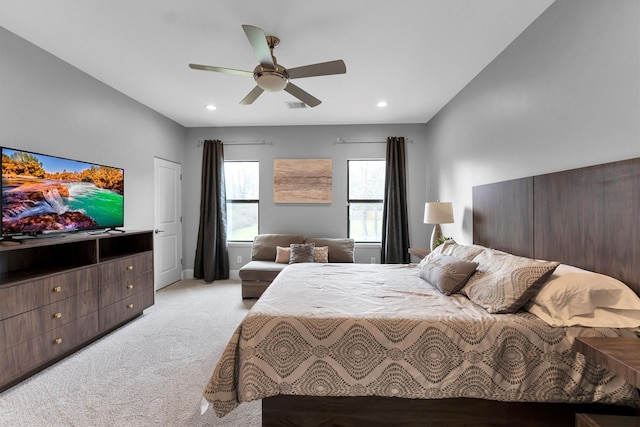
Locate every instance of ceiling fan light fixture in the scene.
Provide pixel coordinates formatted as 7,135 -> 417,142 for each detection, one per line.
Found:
189,24 -> 346,105
254,69 -> 289,92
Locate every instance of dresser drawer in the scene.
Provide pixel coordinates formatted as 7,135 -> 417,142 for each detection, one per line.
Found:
0,289 -> 98,352
0,289 -> 98,350
0,311 -> 99,385
99,252 -> 153,285
99,288 -> 154,332
99,269 -> 153,308
0,266 -> 98,320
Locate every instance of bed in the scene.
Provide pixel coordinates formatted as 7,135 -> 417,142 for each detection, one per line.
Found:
203,157 -> 640,426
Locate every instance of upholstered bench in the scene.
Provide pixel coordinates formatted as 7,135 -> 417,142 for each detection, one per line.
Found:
240,234 -> 355,298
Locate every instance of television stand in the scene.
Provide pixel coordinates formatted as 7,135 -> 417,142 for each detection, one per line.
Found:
0,234 -> 38,244
86,228 -> 124,235
0,230 -> 154,392
36,232 -> 69,239
0,237 -> 26,246
86,229 -> 108,235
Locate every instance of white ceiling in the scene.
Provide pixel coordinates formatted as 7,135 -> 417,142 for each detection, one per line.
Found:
0,0 -> 554,128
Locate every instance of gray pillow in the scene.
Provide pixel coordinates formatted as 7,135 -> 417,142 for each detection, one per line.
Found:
289,243 -> 315,264
419,253 -> 479,295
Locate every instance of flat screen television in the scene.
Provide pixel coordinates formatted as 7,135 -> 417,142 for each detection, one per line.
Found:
1,147 -> 124,237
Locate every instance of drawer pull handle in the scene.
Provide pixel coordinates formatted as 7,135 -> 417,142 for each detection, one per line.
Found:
54,338 -> 63,345
126,266 -> 134,271
127,284 -> 134,290
53,286 -> 62,293
53,312 -> 62,319
127,304 -> 134,309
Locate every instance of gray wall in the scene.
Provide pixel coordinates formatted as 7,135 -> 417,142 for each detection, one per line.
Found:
184,124 -> 428,273
4,0 -> 638,279
424,0 -> 640,244
0,26 -> 186,231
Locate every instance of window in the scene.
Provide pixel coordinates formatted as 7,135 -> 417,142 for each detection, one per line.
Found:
348,160 -> 385,242
225,161 -> 259,241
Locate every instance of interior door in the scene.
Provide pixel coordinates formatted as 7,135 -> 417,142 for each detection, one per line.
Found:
153,157 -> 182,290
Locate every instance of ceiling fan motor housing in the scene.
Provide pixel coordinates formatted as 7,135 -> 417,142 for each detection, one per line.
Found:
253,64 -> 289,92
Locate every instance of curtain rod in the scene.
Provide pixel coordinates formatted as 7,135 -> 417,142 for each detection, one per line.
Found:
333,138 -> 414,145
197,139 -> 272,147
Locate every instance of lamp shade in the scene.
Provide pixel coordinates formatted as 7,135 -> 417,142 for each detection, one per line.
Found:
424,202 -> 454,224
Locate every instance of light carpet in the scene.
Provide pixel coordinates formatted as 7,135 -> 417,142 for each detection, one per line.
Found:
0,279 -> 260,427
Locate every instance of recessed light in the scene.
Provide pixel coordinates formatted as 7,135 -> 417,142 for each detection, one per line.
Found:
377,101 -> 388,108
205,105 -> 216,111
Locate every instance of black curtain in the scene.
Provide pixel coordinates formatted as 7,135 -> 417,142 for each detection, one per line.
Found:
381,136 -> 410,263
194,140 -> 229,282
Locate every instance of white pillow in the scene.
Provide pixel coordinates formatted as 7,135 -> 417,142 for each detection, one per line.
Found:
526,264 -> 640,328
418,239 -> 485,268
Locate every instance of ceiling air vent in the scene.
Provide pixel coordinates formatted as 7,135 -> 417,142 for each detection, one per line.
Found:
286,101 -> 307,109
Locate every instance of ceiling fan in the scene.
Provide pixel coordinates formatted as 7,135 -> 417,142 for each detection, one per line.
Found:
189,24 -> 346,107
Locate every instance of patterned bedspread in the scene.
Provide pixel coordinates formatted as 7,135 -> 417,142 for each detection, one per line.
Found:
203,263 -> 640,417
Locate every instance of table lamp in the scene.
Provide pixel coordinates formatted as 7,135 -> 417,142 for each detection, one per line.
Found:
424,202 -> 454,250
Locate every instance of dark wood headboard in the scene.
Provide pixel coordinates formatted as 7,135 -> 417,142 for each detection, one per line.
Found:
473,157 -> 640,296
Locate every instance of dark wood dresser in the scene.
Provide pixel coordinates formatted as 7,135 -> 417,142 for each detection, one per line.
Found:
0,230 -> 153,391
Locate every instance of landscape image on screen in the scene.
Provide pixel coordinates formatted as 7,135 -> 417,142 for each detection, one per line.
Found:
1,148 -> 124,235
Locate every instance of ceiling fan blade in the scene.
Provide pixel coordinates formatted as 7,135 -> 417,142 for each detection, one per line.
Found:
284,83 -> 321,107
242,24 -> 275,68
189,64 -> 253,77
287,60 -> 346,79
240,86 -> 264,105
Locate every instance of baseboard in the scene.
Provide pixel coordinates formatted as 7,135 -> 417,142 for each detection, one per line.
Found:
182,269 -> 239,280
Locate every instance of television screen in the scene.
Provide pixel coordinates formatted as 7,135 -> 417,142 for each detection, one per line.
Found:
1,147 -> 124,236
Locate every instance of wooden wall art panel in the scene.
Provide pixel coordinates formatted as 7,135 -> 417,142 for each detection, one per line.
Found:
274,159 -> 332,203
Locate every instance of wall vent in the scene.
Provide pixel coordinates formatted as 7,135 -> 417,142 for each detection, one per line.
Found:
286,101 -> 307,109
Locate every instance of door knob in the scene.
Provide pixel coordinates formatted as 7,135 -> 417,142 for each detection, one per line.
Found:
154,229 -> 165,234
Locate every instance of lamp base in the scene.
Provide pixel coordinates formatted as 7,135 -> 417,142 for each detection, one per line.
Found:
430,224 -> 443,251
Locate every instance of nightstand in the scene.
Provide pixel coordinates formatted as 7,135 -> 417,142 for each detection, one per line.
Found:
575,413 -> 639,426
408,247 -> 430,261
574,337 -> 640,426
574,337 -> 640,388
